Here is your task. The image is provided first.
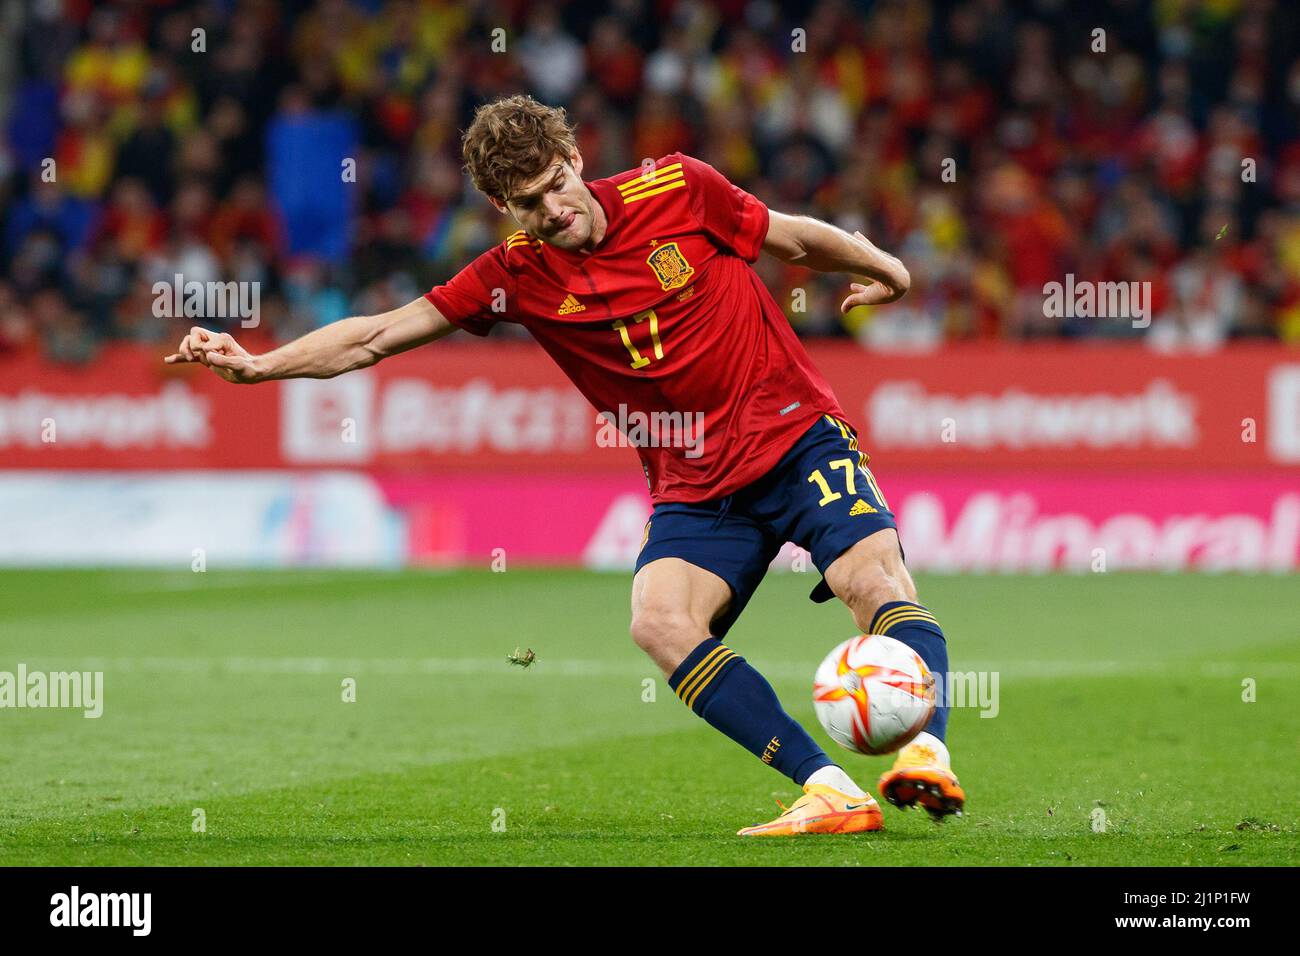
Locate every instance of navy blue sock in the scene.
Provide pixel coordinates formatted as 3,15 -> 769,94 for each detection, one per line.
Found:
669,638 -> 833,785
869,601 -> 950,742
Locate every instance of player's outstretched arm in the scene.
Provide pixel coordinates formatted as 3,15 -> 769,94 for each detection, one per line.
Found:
761,210 -> 911,311
162,295 -> 457,383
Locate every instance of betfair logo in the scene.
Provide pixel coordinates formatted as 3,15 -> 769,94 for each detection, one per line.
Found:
558,294 -> 586,315
849,499 -> 877,516
761,736 -> 782,764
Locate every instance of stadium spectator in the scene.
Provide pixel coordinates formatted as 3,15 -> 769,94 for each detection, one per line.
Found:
1,0 -> 1298,359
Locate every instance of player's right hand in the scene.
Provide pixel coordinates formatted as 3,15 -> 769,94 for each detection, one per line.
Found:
163,327 -> 263,383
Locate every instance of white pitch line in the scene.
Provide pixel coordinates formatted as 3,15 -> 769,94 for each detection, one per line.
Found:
10,657 -> 1300,679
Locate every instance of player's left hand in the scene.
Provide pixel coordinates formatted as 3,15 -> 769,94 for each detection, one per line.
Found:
840,280 -> 896,312
839,232 -> 907,311
164,326 -> 264,383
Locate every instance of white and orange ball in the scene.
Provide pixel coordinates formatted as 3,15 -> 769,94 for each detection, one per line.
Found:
812,634 -> 936,755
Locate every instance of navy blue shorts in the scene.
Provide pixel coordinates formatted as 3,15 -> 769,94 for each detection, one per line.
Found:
634,414 -> 900,638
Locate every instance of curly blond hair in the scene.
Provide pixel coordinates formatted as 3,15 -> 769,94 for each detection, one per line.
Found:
462,94 -> 578,203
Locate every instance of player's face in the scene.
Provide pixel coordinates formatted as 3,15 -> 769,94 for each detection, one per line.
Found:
499,153 -> 597,251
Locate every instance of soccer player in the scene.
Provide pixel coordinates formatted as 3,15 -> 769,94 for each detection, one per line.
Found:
165,95 -> 965,836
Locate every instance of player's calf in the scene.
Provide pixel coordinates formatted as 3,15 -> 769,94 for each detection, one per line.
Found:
630,558 -> 875,816
824,532 -> 950,741
824,532 -> 965,817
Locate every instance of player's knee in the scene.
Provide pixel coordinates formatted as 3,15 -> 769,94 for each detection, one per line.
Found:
629,605 -> 706,661
841,562 -> 914,625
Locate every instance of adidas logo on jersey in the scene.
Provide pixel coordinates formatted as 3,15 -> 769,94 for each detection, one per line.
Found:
849,499 -> 878,516
558,294 -> 586,315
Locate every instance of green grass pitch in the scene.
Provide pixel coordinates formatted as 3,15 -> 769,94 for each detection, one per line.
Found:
0,568 -> 1295,866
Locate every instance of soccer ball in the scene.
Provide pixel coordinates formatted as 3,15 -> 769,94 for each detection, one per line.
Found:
812,635 -> 936,756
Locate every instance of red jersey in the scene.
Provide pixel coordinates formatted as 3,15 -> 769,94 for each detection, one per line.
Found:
424,152 -> 846,503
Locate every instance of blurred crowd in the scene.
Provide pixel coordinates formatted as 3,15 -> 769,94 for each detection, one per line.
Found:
2,0 -> 1300,362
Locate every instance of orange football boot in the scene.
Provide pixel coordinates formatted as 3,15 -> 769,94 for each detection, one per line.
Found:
737,784 -> 884,836
878,740 -> 966,820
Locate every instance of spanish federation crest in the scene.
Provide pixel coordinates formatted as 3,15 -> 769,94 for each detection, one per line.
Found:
646,241 -> 695,291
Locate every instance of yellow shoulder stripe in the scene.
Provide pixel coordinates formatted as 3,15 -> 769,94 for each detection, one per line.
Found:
623,177 -> 686,204
506,233 -> 542,251
618,162 -> 684,193
620,164 -> 685,204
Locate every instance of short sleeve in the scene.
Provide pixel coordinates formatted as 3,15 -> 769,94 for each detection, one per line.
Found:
677,153 -> 770,263
423,244 -> 516,336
